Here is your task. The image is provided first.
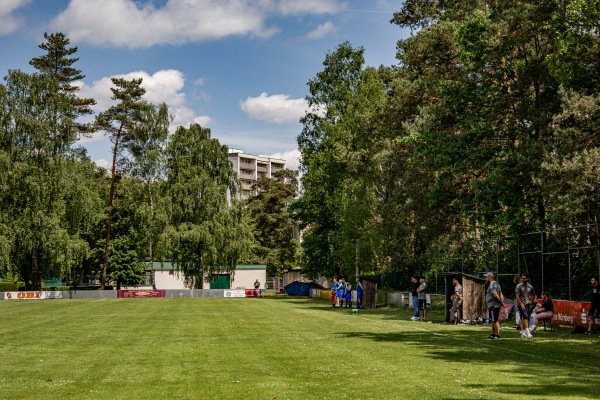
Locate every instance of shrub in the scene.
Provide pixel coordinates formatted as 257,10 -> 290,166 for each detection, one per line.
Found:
0,282 -> 20,291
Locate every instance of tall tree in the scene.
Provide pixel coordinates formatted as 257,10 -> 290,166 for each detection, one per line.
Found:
246,169 -> 299,276
29,32 -> 96,140
387,0 -> 600,270
95,77 -> 149,289
163,124 -> 254,287
0,71 -> 95,289
128,103 -> 170,287
295,42 -> 389,279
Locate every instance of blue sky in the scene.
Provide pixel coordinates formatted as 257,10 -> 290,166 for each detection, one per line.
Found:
0,0 -> 410,169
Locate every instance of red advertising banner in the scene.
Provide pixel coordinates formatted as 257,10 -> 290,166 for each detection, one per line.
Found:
495,300 -> 600,328
550,300 -> 600,328
117,290 -> 165,298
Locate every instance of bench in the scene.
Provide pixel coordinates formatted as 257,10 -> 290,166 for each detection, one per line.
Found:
541,317 -> 553,332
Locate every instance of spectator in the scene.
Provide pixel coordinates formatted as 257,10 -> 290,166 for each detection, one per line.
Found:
449,277 -> 463,324
531,292 -> 554,332
410,276 -> 420,321
485,272 -> 505,339
417,276 -> 428,321
586,276 -> 600,335
516,273 -> 537,339
254,279 -> 260,297
511,275 -> 522,329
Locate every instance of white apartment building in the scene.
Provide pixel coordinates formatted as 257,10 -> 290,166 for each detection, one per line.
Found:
228,150 -> 286,198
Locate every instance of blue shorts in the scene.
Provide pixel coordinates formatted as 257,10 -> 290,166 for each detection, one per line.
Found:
518,303 -> 535,320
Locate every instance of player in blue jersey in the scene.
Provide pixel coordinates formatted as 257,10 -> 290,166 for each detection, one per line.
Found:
355,277 -> 363,309
345,281 -> 352,309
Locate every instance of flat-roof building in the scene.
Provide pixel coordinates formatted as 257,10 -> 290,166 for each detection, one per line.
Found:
228,150 -> 286,198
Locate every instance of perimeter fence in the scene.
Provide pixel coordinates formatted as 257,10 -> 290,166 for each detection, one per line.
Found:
428,223 -> 600,302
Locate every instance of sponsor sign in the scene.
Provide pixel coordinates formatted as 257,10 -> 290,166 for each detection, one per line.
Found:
549,300 -> 600,328
116,290 -> 166,298
2,291 -> 63,300
223,290 -> 246,298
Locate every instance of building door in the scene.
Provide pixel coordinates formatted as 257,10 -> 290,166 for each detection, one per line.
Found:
210,274 -> 230,289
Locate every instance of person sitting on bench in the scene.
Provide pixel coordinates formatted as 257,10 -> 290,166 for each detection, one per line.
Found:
531,292 -> 554,332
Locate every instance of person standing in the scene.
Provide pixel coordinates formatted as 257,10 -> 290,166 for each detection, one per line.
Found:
410,276 -> 420,321
417,276 -> 428,321
332,277 -> 340,308
355,277 -> 363,309
337,278 -> 345,308
586,276 -> 600,335
254,279 -> 261,297
345,280 -> 352,309
449,277 -> 463,324
516,273 -> 536,338
485,272 -> 504,339
511,275 -> 522,329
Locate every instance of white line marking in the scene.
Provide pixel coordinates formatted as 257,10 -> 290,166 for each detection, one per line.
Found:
90,298 -> 107,303
351,315 -> 600,372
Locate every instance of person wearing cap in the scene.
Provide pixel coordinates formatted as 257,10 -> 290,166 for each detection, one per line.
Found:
515,273 -> 536,338
485,272 -> 504,339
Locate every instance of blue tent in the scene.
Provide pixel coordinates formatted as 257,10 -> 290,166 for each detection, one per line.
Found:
284,281 -> 325,296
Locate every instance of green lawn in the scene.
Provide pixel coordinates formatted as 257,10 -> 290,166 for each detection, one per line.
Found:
1,295 -> 598,399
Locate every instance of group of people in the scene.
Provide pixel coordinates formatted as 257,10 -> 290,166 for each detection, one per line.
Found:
485,272 -> 552,340
486,272 -> 599,339
410,275 -> 428,321
331,277 -> 363,309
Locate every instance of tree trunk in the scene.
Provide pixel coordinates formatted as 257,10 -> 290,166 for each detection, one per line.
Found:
31,246 -> 42,291
101,124 -> 123,290
355,238 -> 360,278
148,184 -> 155,289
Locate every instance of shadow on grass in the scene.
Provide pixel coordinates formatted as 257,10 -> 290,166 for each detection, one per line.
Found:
333,329 -> 600,399
272,296 -> 600,399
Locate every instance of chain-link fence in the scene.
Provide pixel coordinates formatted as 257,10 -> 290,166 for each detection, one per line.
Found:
426,224 -> 600,301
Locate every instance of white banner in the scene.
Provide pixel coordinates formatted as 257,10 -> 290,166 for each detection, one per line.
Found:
223,290 -> 246,298
2,291 -> 63,300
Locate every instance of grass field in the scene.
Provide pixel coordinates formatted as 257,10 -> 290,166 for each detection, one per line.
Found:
1,294 -> 599,400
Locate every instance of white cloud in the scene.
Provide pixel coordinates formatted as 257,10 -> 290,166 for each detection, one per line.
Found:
94,158 -> 112,170
306,21 -> 336,40
50,0 -> 345,48
76,69 -> 211,141
277,0 -> 345,16
0,0 -> 30,35
265,149 -> 301,170
240,92 -> 307,125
